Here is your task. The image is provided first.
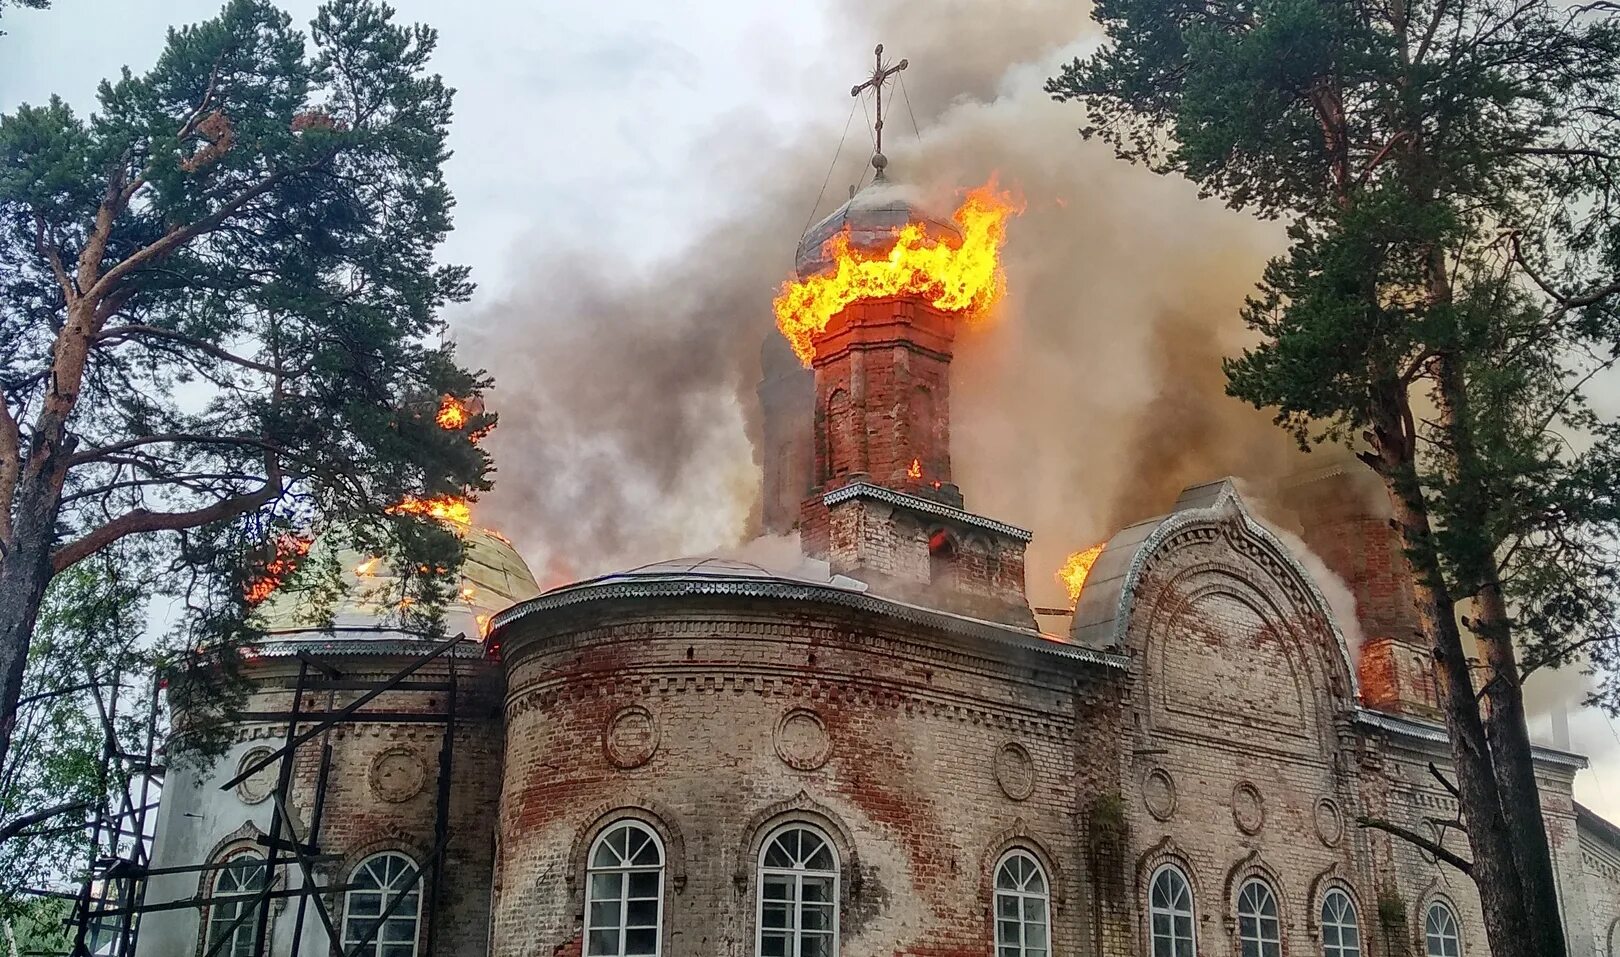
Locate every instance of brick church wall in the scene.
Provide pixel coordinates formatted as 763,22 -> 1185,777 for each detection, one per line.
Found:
491,599 -> 1117,957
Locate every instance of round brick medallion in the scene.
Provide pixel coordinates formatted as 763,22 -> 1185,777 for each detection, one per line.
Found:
369,746 -> 427,804
994,742 -> 1036,801
1143,767 -> 1177,822
604,705 -> 660,770
1232,781 -> 1265,835
1315,798 -> 1345,847
235,747 -> 278,805
775,708 -> 831,771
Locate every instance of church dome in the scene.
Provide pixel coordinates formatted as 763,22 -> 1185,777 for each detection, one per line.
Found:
794,181 -> 961,278
254,523 -> 541,642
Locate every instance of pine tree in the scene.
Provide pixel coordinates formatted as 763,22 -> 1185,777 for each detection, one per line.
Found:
1049,1 -> 1620,954
0,0 -> 493,768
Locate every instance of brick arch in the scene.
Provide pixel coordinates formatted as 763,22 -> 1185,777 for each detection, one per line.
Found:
1306,863 -> 1366,943
1139,566 -> 1329,751
1100,483 -> 1358,704
734,790 -> 861,896
1136,836 -> 1205,957
564,798 -> 688,892
194,823 -> 272,957
1221,850 -> 1290,952
1412,883 -> 1468,956
979,818 -> 1067,908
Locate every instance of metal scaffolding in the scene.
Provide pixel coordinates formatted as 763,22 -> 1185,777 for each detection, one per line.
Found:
16,633 -> 469,957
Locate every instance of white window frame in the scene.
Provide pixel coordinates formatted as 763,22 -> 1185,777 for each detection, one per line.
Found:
204,852 -> 265,957
584,820 -> 666,957
994,849 -> 1051,957
755,823 -> 840,957
1320,888 -> 1361,957
1424,901 -> 1463,957
1236,878 -> 1282,957
1148,863 -> 1197,957
341,851 -> 424,957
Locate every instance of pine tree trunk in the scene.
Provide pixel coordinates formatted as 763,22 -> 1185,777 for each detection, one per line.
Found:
0,486 -> 61,773
1367,387 -> 1535,957
1430,350 -> 1569,957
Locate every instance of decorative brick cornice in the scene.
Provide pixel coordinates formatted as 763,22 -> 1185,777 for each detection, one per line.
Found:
822,481 -> 1034,541
494,575 -> 1124,670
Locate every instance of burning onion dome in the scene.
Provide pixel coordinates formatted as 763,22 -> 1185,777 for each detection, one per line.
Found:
252,524 -> 541,644
794,179 -> 963,279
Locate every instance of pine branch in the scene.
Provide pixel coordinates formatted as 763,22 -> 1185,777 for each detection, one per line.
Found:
1357,815 -> 1475,874
94,325 -> 280,375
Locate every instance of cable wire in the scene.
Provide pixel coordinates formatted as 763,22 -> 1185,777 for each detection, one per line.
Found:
898,72 -> 923,143
802,98 -> 862,237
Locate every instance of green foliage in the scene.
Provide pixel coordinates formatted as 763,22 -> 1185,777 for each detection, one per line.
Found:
1050,0 -> 1620,703
0,0 -> 495,659
0,555 -> 153,926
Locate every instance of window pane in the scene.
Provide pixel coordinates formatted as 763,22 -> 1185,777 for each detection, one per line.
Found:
586,928 -> 619,956
802,904 -> 834,931
760,932 -> 789,957
591,873 -> 623,901
625,927 -> 658,955
761,901 -> 791,930
802,877 -> 833,904
998,894 -> 1020,920
626,898 -> 658,926
628,872 -> 659,899
801,934 -> 834,957
587,901 -> 617,929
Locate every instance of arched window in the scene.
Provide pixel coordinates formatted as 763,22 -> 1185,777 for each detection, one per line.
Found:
757,824 -> 839,957
342,852 -> 423,957
1423,902 -> 1462,957
205,853 -> 265,957
928,530 -> 956,586
994,850 -> 1050,957
585,821 -> 664,956
1320,888 -> 1361,957
1237,879 -> 1281,957
1148,864 -> 1196,957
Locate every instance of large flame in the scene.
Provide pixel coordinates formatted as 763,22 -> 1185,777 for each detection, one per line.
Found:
773,183 -> 1019,365
245,535 -> 313,604
1057,543 -> 1106,605
388,495 -> 473,526
436,395 -> 471,429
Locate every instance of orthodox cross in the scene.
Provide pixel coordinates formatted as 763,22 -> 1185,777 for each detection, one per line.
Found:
850,43 -> 908,158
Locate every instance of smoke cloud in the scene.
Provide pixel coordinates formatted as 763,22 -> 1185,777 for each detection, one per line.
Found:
457,0 -> 1338,607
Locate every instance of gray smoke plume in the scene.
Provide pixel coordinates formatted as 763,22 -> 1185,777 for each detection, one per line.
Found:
457,0 -> 1335,607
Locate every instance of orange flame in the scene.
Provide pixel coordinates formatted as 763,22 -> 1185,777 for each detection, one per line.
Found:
475,613 -> 492,637
245,535 -> 313,604
773,182 -> 1019,365
436,395 -> 471,430
1057,543 -> 1106,604
387,495 -> 472,526
907,458 -> 922,480
354,556 -> 382,577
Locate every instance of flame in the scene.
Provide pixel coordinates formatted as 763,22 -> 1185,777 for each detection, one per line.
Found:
907,458 -> 922,480
475,613 -> 492,637
773,182 -> 1019,365
388,495 -> 472,526
436,395 -> 471,430
460,585 -> 478,602
245,535 -> 313,604
1057,543 -> 1106,605
354,556 -> 382,577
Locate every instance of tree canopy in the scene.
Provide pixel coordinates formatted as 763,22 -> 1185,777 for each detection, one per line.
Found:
0,0 -> 495,770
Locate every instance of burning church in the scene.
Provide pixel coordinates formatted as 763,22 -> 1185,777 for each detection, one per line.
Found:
131,66 -> 1620,957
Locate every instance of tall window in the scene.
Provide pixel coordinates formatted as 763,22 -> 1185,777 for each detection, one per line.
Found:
205,853 -> 264,957
1320,889 -> 1361,957
994,850 -> 1050,957
757,824 -> 839,957
1424,902 -> 1462,957
585,821 -> 664,956
342,852 -> 423,957
1149,864 -> 1196,957
1237,879 -> 1281,957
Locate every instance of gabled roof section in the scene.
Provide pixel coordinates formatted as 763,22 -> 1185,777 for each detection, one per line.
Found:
1577,801 -> 1620,854
1068,479 -> 1356,691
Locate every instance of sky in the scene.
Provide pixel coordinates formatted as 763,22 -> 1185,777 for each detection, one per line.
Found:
7,0 -> 1620,821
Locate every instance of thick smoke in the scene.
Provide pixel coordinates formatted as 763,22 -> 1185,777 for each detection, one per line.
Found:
458,0 -> 1334,607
